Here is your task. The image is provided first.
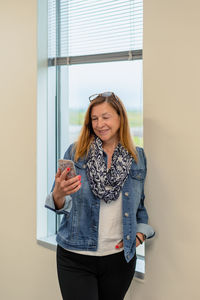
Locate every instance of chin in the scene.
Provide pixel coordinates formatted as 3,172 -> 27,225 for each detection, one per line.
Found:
98,135 -> 109,141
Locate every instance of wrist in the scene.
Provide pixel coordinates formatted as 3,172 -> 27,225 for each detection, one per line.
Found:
52,192 -> 65,209
52,191 -> 59,202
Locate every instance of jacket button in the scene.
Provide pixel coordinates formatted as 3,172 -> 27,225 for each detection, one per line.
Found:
125,192 -> 129,196
83,164 -> 86,168
126,235 -> 130,240
124,212 -> 129,217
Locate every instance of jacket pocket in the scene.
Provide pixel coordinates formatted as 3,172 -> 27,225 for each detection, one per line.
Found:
129,169 -> 146,181
74,161 -> 87,172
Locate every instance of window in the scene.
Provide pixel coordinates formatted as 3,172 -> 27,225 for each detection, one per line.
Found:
37,0 -> 145,278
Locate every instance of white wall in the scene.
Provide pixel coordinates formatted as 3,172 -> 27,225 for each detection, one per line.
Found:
1,0 -> 200,299
130,1 -> 200,299
0,1 -> 61,299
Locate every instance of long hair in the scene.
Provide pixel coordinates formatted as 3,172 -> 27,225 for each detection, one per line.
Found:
74,94 -> 138,162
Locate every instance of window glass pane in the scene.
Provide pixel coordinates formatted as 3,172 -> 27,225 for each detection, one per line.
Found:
59,60 -> 144,257
60,60 -> 143,152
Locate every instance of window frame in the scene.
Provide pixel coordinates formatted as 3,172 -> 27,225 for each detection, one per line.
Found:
37,0 -> 145,279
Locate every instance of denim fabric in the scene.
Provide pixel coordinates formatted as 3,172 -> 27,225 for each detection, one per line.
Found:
45,144 -> 155,262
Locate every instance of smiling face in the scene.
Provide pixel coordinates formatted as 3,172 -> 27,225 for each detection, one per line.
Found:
91,102 -> 121,146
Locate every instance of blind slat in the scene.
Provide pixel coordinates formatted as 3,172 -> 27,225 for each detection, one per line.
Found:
48,0 -> 143,58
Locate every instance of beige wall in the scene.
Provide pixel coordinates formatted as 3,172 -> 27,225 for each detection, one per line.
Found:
0,0 -> 61,299
1,0 -> 200,299
130,1 -> 200,299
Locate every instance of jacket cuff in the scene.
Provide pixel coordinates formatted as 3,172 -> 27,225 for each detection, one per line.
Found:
45,192 -> 72,215
136,223 -> 155,239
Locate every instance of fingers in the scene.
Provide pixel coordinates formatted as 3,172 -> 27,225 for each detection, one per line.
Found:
136,232 -> 145,247
60,167 -> 71,181
136,239 -> 140,247
55,168 -> 61,178
115,240 -> 123,249
57,166 -> 81,186
54,165 -> 82,197
60,173 -> 81,197
115,236 -> 143,250
66,182 -> 81,195
63,176 -> 81,193
62,175 -> 81,188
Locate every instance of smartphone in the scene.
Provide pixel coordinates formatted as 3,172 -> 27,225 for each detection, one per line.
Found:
58,159 -> 76,179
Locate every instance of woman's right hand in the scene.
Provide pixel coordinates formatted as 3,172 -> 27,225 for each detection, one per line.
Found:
52,167 -> 81,209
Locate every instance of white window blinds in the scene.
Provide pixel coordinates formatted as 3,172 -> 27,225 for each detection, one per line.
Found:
48,0 -> 143,62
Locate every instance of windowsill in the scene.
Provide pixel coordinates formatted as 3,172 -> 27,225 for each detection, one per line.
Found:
37,235 -> 57,251
37,235 -> 145,279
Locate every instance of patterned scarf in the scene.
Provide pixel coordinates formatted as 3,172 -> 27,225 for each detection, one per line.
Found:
86,137 -> 133,203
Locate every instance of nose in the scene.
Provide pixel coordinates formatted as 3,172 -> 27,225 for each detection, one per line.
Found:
96,118 -> 104,128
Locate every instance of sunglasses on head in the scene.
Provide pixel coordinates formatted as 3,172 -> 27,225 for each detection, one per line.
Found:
89,92 -> 119,103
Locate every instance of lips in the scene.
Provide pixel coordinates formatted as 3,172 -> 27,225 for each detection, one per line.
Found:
98,129 -> 109,135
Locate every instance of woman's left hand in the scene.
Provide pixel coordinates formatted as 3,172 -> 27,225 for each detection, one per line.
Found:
135,232 -> 145,247
115,232 -> 145,249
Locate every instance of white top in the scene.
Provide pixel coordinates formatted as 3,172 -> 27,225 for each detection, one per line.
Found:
66,192 -> 124,256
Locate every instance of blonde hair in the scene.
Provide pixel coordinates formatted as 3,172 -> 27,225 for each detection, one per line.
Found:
74,94 -> 138,162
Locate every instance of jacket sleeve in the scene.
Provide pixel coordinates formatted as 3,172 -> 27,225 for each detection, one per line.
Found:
44,143 -> 74,215
45,192 -> 72,215
136,148 -> 155,239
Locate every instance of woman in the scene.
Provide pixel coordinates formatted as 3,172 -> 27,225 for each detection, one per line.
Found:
45,92 -> 155,300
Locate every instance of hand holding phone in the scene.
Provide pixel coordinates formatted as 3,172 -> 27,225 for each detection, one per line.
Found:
53,159 -> 80,209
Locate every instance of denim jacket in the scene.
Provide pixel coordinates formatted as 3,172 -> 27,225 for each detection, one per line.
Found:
45,144 -> 155,262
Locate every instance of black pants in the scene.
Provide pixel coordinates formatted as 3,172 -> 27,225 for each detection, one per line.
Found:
57,245 -> 136,300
